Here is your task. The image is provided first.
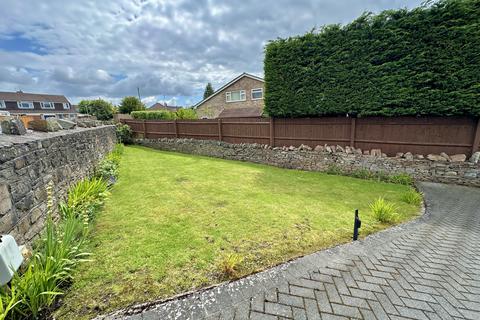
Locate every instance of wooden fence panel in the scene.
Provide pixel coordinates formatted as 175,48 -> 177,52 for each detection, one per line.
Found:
221,118 -> 270,145
122,116 -> 480,156
355,117 -> 477,156
177,120 -> 219,140
274,117 -> 351,147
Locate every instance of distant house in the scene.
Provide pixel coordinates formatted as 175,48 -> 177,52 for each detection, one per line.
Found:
149,102 -> 182,112
194,73 -> 264,119
0,91 -> 76,120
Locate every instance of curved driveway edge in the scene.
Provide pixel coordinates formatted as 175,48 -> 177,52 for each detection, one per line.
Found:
99,182 -> 480,320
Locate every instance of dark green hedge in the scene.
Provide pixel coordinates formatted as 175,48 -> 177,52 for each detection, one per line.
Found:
264,0 -> 480,117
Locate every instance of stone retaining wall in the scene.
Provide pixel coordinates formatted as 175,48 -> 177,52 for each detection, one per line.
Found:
0,126 -> 116,245
137,138 -> 480,187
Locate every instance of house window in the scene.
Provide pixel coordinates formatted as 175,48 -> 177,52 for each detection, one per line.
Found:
226,90 -> 246,102
17,101 -> 34,109
63,102 -> 70,109
42,114 -> 56,120
251,88 -> 263,100
41,102 -> 55,109
0,100 -> 5,109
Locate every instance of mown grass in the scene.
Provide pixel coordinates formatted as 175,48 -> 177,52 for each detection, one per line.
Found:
56,146 -> 420,319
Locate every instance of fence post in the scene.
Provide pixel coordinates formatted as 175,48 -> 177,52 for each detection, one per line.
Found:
218,118 -> 223,141
142,120 -> 147,138
269,117 -> 275,147
472,117 -> 480,155
350,117 -> 356,147
174,119 -> 179,138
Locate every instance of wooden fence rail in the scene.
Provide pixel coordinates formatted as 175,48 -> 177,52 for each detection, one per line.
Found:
122,116 -> 480,157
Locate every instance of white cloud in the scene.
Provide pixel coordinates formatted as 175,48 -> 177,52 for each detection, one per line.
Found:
0,0 -> 424,104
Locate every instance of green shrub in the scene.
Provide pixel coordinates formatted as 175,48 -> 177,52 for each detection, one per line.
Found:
67,177 -> 109,220
95,159 -> 118,182
131,110 -> 176,120
115,124 -> 133,144
389,174 -> 414,185
175,108 -> 197,119
369,197 -> 398,223
118,96 -> 145,114
264,0 -> 480,118
402,190 -> 422,205
78,99 -> 114,120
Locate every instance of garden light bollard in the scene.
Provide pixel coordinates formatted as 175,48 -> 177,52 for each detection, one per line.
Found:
353,209 -> 361,241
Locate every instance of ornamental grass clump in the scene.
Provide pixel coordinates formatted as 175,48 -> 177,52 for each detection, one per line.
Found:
401,189 -> 422,206
370,197 -> 398,223
218,253 -> 243,278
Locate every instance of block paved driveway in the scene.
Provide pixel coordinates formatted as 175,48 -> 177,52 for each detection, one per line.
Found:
103,182 -> 480,320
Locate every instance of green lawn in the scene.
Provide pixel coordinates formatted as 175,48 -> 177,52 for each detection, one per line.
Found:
56,146 -> 420,319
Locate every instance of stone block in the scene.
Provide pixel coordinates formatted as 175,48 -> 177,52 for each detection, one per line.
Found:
427,154 -> 447,161
28,120 -> 49,132
0,118 -> 26,135
449,154 -> 466,162
440,152 -> 451,161
57,119 -> 76,130
371,149 -> 382,157
470,152 -> 480,164
0,184 -> 12,217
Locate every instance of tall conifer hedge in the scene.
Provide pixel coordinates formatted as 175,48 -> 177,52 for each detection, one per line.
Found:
264,0 -> 480,117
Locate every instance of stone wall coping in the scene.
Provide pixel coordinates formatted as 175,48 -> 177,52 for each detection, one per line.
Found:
0,125 -> 115,149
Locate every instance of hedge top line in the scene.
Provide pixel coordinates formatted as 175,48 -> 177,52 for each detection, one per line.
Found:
263,0 -> 480,118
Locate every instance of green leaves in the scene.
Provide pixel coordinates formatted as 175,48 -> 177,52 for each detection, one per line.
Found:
264,0 -> 480,118
118,96 -> 146,114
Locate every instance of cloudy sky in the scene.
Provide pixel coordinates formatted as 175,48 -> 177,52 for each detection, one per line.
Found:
0,0 -> 423,107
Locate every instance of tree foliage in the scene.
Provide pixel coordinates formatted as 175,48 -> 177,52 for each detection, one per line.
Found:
264,0 -> 480,118
203,83 -> 215,100
131,108 -> 197,120
78,99 -> 114,120
118,96 -> 145,114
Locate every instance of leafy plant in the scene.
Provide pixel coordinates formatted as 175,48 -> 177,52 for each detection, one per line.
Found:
369,197 -> 398,223
115,124 -> 133,144
131,110 -> 176,120
389,174 -> 414,185
401,190 -> 422,205
118,96 -> 145,114
0,286 -> 21,320
175,108 -> 197,120
67,177 -> 109,220
78,99 -> 114,120
218,253 -> 243,278
95,159 -> 118,182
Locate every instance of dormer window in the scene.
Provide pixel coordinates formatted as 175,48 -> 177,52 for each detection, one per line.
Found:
0,100 -> 5,109
41,102 -> 55,109
63,102 -> 71,109
17,101 -> 34,109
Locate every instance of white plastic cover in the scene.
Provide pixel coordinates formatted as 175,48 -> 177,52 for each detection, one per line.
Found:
0,235 -> 24,285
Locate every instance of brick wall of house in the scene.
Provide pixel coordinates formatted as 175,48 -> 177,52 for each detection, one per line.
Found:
196,76 -> 265,119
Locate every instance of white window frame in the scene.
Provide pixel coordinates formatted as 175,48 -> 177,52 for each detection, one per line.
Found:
225,90 -> 246,103
251,88 -> 264,100
40,101 -> 55,109
17,101 -> 34,109
41,114 -> 56,120
62,102 -> 70,110
0,100 -> 5,109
